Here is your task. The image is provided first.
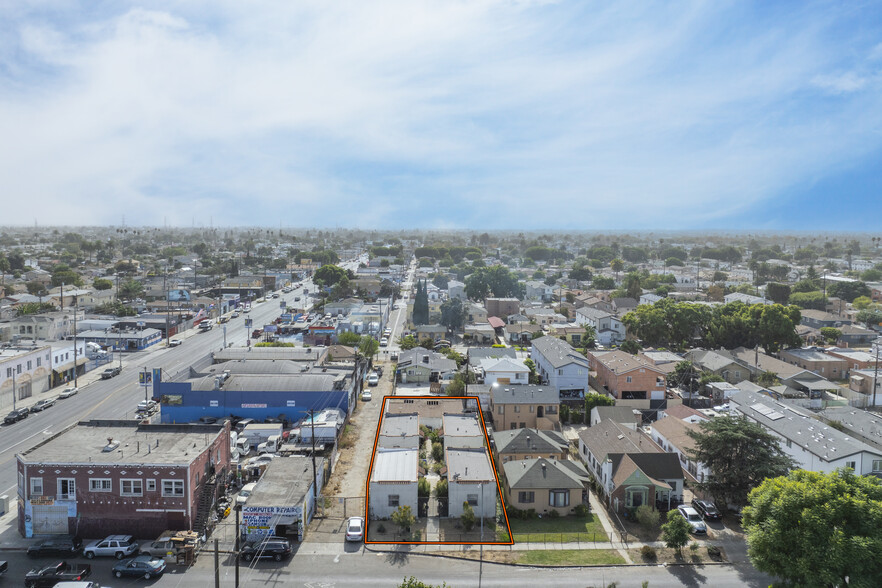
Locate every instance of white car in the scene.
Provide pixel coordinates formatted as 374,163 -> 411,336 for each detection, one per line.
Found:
361,390 -> 372,401
379,337 -> 388,347
367,373 -> 379,386
59,387 -> 78,399
247,454 -> 275,468
677,506 -> 708,534
236,482 -> 257,506
168,339 -> 182,347
345,516 -> 365,542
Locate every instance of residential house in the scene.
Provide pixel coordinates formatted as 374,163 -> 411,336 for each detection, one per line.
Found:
587,350 -> 667,403
847,369 -> 882,401
369,448 -> 419,519
465,302 -> 489,324
505,323 -> 535,344
525,281 -> 554,302
490,428 -> 569,469
800,309 -> 852,330
589,405 -> 642,429
530,336 -> 591,400
685,349 -> 748,384
489,384 -> 560,431
17,420 -> 231,538
386,398 -> 470,429
657,404 -> 709,424
379,413 -> 421,449
447,281 -> 466,301
816,406 -> 882,453
549,324 -> 588,347
729,390 -> 882,475
395,348 -> 457,384
442,413 -> 485,449
638,350 -> 684,376
837,324 -> 880,346
639,293 -> 663,306
779,348 -> 848,381
611,297 -> 638,315
524,307 -> 557,327
573,307 -> 626,346
446,448 -> 497,518
723,292 -> 772,305
480,357 -> 529,386
485,298 -> 520,320
650,416 -> 709,483
501,458 -> 590,516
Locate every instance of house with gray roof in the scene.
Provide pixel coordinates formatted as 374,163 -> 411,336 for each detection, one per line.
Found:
501,458 -> 590,516
491,428 -> 569,468
446,447 -> 497,518
489,384 -> 560,431
379,413 -> 420,449
685,349 -> 748,384
442,413 -> 485,449
574,306 -> 626,345
396,348 -> 457,384
531,336 -> 591,400
369,448 -> 419,519
729,389 -> 882,476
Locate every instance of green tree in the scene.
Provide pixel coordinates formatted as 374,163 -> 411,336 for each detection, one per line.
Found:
756,370 -> 780,387
584,392 -> 614,418
92,278 -> 113,291
417,478 -> 431,497
358,336 -> 379,362
398,577 -> 449,588
661,509 -> 692,556
610,258 -> 624,281
50,263 -> 83,287
744,469 -> 882,588
765,283 -> 791,305
592,275 -> 615,290
434,478 -> 448,498
119,279 -> 144,300
460,502 -> 476,532
620,339 -> 641,354
523,358 -> 541,385
313,264 -> 350,288
439,297 -> 466,332
431,441 -> 444,462
412,280 -> 430,325
668,360 -> 699,393
464,265 -> 522,300
856,308 -> 882,327
25,281 -> 47,298
398,335 -> 419,350
390,505 -> 416,533
432,274 -> 449,290
337,331 -> 361,346
827,280 -> 871,303
581,325 -> 596,350
819,327 -> 842,344
687,415 -> 795,508
788,290 -> 827,311
852,295 -> 873,310
18,302 -> 56,315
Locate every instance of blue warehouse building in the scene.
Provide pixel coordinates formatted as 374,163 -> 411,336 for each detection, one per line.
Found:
155,366 -> 358,425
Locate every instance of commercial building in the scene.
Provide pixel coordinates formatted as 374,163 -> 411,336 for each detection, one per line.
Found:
241,455 -> 324,541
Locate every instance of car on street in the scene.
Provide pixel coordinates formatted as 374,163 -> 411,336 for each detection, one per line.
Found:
168,339 -> 182,347
379,337 -> 388,347
692,499 -> 722,521
100,367 -> 122,379
24,561 -> 92,587
244,307 -> 251,313
345,516 -> 365,542
4,408 -> 29,424
240,537 -> 292,562
231,311 -> 240,318
31,399 -> 56,412
294,296 -> 301,301
361,389 -> 372,401
112,555 -> 166,580
367,373 -> 379,387
677,506 -> 707,534
137,400 -> 157,413
59,387 -> 78,399
26,537 -> 83,558
83,535 -> 139,559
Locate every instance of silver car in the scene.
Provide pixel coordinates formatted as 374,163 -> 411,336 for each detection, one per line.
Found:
677,506 -> 707,534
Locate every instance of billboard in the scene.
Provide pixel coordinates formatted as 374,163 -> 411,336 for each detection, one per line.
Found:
167,289 -> 191,302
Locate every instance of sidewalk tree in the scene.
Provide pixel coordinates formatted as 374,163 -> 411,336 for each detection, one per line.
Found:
687,415 -> 795,509
744,468 -> 882,588
661,509 -> 692,556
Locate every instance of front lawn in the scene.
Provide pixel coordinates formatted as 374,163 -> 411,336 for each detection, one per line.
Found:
498,515 -> 608,543
520,549 -> 625,566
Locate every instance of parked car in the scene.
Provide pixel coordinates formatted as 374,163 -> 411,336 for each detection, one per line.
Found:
24,561 -> 92,588
112,555 -> 166,579
236,482 -> 257,507
83,535 -> 139,559
197,416 -> 217,424
137,400 -> 157,413
692,499 -> 722,521
168,339 -> 183,347
4,408 -> 29,424
246,454 -> 275,468
345,517 -> 365,542
239,537 -> 292,562
367,373 -> 379,387
59,387 -> 79,399
31,399 -> 56,412
231,311 -> 240,318
677,506 -> 707,534
139,538 -> 181,558
252,329 -> 263,338
379,337 -> 388,347
100,367 -> 121,379
27,537 -> 82,558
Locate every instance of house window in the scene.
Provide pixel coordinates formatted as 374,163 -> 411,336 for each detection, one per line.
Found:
89,479 -> 112,492
36,357 -> 41,367
404,399 -> 414,404
549,489 -> 569,508
147,479 -> 156,492
162,480 -> 184,497
388,495 -> 400,507
5,368 -> 10,378
57,478 -> 76,500
498,406 -> 504,415
27,360 -> 32,370
558,369 -> 563,375
510,423 -> 517,430
873,460 -> 882,472
467,494 -> 479,506
427,400 -> 439,406
121,479 -> 143,497
30,477 -> 43,497
626,376 -> 632,383
514,406 -> 520,413
845,461 -> 856,471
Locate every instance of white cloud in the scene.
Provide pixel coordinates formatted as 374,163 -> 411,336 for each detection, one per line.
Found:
0,1 -> 880,229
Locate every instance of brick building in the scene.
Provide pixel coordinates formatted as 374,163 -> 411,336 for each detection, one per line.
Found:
17,420 -> 231,538
588,350 -> 667,402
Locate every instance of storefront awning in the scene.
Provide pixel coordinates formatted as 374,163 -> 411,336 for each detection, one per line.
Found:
53,357 -> 88,373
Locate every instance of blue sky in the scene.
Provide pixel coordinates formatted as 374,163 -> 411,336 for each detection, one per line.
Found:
1,1 -> 880,230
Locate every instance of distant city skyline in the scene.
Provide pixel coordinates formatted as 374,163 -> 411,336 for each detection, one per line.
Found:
1,2 -> 880,230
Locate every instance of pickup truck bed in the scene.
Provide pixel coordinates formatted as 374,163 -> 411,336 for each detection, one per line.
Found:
25,561 -> 91,588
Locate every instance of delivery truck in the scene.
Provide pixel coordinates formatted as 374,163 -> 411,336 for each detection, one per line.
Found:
241,423 -> 284,450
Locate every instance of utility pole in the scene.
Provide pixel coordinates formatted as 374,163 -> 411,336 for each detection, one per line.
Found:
12,368 -> 16,411
213,539 -> 219,588
234,506 -> 240,588
872,341 -> 880,408
309,408 -> 318,518
73,295 -> 78,388
163,266 -> 170,347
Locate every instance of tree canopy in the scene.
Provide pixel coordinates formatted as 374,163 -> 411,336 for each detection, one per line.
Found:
439,297 -> 466,332
687,415 -> 794,509
313,264 -> 352,288
745,469 -> 882,588
464,265 -> 522,300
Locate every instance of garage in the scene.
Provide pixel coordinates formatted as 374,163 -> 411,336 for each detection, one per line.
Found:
31,505 -> 69,534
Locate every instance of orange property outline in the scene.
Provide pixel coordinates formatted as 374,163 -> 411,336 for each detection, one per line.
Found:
364,395 -> 514,545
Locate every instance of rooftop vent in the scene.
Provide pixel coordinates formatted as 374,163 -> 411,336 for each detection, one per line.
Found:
103,438 -> 119,452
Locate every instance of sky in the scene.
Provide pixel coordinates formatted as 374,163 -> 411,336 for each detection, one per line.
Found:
1,0 -> 881,231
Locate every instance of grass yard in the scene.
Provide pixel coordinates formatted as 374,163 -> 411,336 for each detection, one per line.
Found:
498,515 -> 608,543
519,549 -> 625,566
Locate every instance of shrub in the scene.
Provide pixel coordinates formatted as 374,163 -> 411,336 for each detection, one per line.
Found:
377,523 -> 386,533
461,502 -> 476,531
690,541 -> 700,552
547,509 -> 561,518
431,441 -> 444,462
573,504 -> 591,518
635,504 -> 660,528
640,545 -> 657,561
706,545 -> 721,559
418,478 -> 431,497
435,479 -> 448,498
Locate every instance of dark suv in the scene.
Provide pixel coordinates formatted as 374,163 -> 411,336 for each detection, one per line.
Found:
240,537 -> 292,562
691,498 -> 722,521
101,367 -> 122,379
4,408 -> 29,424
